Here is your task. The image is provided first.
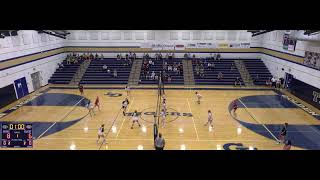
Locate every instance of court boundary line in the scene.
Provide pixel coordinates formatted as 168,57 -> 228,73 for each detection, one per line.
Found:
36,97 -> 85,139
238,98 -> 280,142
115,97 -> 135,139
187,98 -> 199,141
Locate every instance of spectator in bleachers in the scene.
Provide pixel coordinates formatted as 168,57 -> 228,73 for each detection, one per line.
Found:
192,54 -> 196,61
102,64 -> 108,72
159,52 -> 163,60
125,53 -> 129,61
276,78 -> 281,89
168,75 -> 172,83
113,69 -> 118,78
117,54 -> 121,60
234,77 -> 242,87
90,53 -> 94,60
195,64 -> 200,75
253,74 -> 259,83
133,52 -> 136,60
100,54 -> 104,60
200,66 -> 205,78
95,53 -> 99,59
129,52 -> 133,60
151,71 -> 156,80
172,53 -> 175,59
230,63 -> 235,71
58,62 -> 64,70
173,65 -> 178,75
149,59 -> 153,66
217,53 -> 221,61
155,52 -> 159,60
271,77 -> 277,88
210,53 -> 213,60
218,72 -> 223,80
266,79 -> 271,87
184,53 -> 188,59
207,62 -> 212,70
280,77 -> 285,88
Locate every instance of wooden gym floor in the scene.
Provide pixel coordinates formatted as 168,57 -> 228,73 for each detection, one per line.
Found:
1,86 -> 320,150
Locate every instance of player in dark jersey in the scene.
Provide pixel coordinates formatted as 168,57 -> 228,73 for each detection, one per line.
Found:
97,124 -> 107,144
94,96 -> 101,111
121,98 -> 130,116
279,123 -> 288,143
283,140 -> 291,150
78,84 -> 84,95
232,100 -> 238,114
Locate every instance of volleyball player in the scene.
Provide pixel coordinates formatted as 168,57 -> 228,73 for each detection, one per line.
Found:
279,123 -> 288,143
97,124 -> 107,144
162,99 -> 167,112
283,140 -> 291,150
125,85 -> 131,96
195,92 -> 202,104
122,98 -> 129,116
94,96 -> 101,111
131,110 -> 141,129
232,100 -> 238,114
78,84 -> 84,95
204,110 -> 213,127
160,109 -> 166,128
87,100 -> 95,117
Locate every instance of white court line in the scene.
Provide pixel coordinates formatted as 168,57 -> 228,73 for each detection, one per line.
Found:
116,97 -> 135,138
187,98 -> 199,141
238,98 -> 280,142
37,97 -> 85,139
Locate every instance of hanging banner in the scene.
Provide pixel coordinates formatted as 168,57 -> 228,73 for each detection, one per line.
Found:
229,43 -> 241,48
283,34 -> 296,52
186,43 -> 216,48
175,44 -> 185,50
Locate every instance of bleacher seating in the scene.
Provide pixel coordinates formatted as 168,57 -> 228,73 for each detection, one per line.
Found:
139,59 -> 184,85
48,60 -> 82,84
192,59 -> 243,85
80,59 -> 132,85
243,59 -> 273,85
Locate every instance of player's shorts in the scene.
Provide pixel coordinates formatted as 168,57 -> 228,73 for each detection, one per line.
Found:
98,132 -> 103,136
132,117 -> 139,122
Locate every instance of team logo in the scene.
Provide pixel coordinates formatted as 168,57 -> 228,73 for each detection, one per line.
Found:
105,92 -> 122,97
125,107 -> 192,123
223,143 -> 258,150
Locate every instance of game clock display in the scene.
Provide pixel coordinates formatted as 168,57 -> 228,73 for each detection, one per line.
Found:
1,123 -> 33,148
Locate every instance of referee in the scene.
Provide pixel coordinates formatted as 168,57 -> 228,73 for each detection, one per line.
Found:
155,133 -> 165,150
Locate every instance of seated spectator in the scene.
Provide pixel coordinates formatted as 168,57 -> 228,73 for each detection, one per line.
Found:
217,53 -> 221,61
195,65 -> 200,75
149,59 -> 153,65
234,77 -> 242,87
218,72 -> 223,80
200,67 -> 205,78
192,54 -> 196,61
151,71 -> 156,80
253,74 -> 259,83
168,65 -> 173,71
58,63 -> 64,69
159,53 -> 163,60
155,52 -> 159,60
168,75 -> 172,83
173,66 -> 178,74
125,53 -> 129,60
266,79 -> 272,87
95,53 -> 99,59
113,69 -> 118,78
117,54 -> 121,60
213,53 -> 217,60
100,54 -> 104,60
271,77 -> 277,88
230,63 -> 235,71
102,65 -> 108,72
129,52 -> 133,60
184,53 -> 188,59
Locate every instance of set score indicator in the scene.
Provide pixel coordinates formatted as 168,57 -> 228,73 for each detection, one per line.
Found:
1,123 -> 33,148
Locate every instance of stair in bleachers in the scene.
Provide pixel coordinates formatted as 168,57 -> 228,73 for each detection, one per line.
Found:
48,60 -> 83,84
139,58 -> 184,85
183,59 -> 195,86
80,59 -> 132,85
243,59 -> 273,85
234,60 -> 254,86
128,59 -> 143,86
192,59 -> 244,85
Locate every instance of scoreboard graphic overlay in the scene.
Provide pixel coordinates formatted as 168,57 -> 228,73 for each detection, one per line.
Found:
1,123 -> 33,148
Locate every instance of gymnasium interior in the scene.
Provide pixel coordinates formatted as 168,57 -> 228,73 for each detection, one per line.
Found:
1,30 -> 320,150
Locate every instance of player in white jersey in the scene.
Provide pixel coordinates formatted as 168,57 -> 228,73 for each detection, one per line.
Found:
125,85 -> 131,96
87,100 -> 95,117
195,92 -> 202,104
131,110 -> 141,129
160,109 -> 166,128
97,124 -> 107,144
204,110 -> 213,127
121,98 -> 130,116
